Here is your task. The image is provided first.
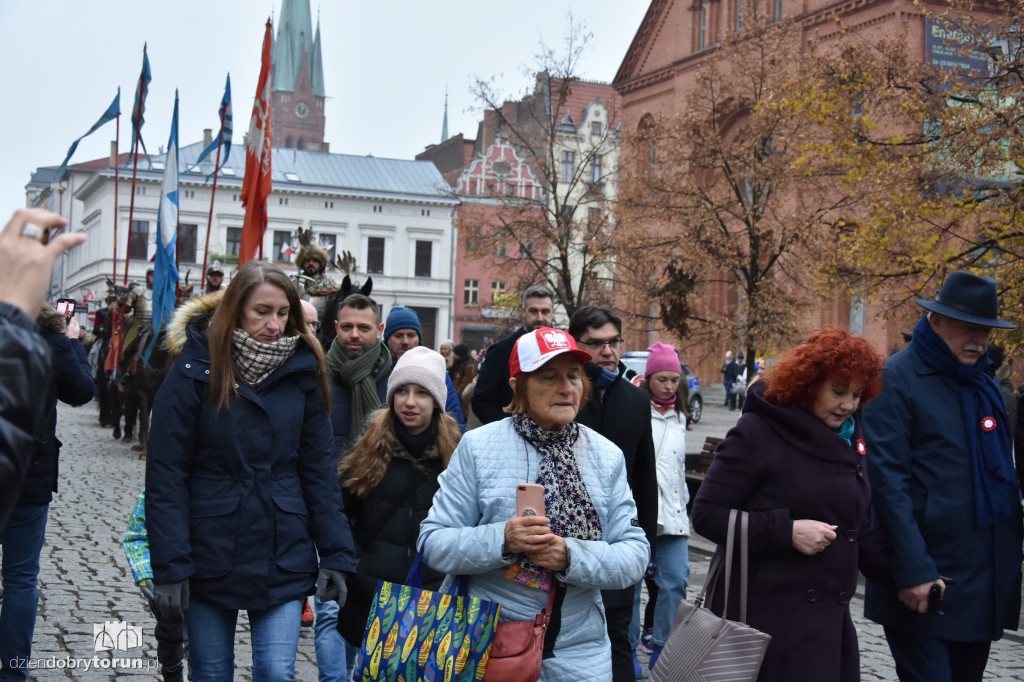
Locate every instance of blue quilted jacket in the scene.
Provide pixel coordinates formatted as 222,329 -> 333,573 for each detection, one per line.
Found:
420,418 -> 649,681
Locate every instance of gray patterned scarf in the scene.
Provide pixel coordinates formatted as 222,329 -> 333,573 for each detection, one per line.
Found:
231,328 -> 299,388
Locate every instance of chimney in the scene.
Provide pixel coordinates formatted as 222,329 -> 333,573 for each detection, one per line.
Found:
320,141 -> 330,153
203,128 -> 213,148
110,141 -> 118,168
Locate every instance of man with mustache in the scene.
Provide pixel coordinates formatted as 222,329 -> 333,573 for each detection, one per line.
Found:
863,272 -> 1023,682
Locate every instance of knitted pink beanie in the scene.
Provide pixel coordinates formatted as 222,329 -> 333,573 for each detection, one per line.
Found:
645,342 -> 682,375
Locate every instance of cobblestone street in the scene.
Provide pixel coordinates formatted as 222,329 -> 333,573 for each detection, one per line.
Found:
7,399 -> 1024,680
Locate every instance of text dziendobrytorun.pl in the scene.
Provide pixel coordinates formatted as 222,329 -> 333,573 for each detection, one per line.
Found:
6,655 -> 157,671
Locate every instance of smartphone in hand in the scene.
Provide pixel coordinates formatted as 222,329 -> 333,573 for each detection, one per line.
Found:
516,484 -> 545,518
56,298 -> 76,320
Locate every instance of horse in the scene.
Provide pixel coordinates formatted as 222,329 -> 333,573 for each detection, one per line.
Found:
114,328 -> 173,457
110,279 -> 191,454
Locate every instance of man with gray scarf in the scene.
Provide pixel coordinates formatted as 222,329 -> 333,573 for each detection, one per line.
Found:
318,292 -> 393,680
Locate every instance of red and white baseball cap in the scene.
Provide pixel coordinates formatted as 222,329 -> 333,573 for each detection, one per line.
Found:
509,327 -> 592,377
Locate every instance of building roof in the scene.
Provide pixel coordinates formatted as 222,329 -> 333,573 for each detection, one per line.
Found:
65,142 -> 458,205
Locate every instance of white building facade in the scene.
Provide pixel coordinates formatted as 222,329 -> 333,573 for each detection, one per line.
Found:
28,143 -> 460,347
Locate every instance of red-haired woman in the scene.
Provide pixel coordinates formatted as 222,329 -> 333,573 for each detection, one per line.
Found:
691,327 -> 893,682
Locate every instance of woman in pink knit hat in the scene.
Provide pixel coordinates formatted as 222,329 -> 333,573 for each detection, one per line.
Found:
631,342 -> 693,671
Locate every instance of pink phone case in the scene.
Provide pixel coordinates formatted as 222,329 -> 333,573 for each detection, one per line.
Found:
516,484 -> 545,517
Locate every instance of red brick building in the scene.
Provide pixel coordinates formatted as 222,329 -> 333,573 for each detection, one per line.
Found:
419,76 -> 622,350
612,0 -> 1003,382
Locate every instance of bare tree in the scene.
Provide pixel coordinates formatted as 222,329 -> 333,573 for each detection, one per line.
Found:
458,15 -> 623,318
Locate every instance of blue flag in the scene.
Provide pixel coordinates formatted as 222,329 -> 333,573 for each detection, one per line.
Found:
151,92 -> 180,342
130,44 -> 152,161
55,89 -> 120,180
184,74 -> 233,178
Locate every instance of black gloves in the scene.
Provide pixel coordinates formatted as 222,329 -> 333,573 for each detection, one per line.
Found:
316,568 -> 349,606
153,579 -> 190,617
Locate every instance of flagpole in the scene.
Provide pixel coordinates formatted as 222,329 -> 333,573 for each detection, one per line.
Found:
202,105 -> 227,283
124,127 -> 142,288
116,74 -> 147,367
113,112 -> 121,286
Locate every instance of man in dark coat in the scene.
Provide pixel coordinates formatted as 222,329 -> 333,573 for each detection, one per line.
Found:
720,351 -> 741,409
321,292 -> 391,677
568,305 -> 658,682
864,272 -> 1024,682
327,294 -> 390,446
1,306 -> 94,680
471,284 -> 554,424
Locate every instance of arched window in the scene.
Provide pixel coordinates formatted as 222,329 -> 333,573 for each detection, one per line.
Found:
297,138 -> 305,150
285,136 -> 293,149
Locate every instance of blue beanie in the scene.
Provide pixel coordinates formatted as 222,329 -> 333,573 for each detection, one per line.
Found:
384,306 -> 422,341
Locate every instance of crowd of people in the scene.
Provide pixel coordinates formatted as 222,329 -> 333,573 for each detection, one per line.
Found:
2,206 -> 1023,682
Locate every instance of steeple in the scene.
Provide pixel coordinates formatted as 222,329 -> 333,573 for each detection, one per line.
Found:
270,0 -> 326,150
311,19 -> 325,98
441,87 -> 449,143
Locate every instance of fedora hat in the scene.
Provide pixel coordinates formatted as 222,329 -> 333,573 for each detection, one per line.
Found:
916,272 -> 1015,329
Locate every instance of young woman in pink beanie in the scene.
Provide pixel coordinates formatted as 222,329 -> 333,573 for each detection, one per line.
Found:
631,342 -> 693,671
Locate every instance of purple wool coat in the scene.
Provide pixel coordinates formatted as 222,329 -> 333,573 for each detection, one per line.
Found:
691,381 -> 891,682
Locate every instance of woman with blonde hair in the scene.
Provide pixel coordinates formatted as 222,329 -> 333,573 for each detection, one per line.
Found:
146,260 -> 356,680
336,346 -> 461,650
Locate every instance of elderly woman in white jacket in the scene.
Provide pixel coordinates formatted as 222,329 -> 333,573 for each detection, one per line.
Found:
420,328 -> 649,681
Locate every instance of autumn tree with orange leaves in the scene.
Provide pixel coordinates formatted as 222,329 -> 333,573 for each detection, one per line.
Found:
618,8 -> 875,379
801,1 -> 1024,347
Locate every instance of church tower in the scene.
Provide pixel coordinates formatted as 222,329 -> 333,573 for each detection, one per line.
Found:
271,0 -> 327,150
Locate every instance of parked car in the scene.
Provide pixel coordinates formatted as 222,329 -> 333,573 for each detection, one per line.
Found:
620,350 -> 703,424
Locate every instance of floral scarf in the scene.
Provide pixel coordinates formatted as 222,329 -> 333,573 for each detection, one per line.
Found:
231,328 -> 299,388
507,413 -> 602,587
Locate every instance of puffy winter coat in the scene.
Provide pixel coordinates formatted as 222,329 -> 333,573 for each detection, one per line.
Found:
420,418 -> 649,681
146,295 -> 357,610
337,444 -> 445,645
19,307 -> 94,505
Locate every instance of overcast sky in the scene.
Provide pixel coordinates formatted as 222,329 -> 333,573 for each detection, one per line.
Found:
0,1 -> 649,219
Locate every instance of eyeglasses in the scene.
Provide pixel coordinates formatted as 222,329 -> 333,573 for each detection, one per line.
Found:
309,321 -> 321,333
578,337 -> 624,352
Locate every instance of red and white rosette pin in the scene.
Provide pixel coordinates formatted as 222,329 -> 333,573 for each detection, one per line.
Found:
856,439 -> 867,456
981,416 -> 997,432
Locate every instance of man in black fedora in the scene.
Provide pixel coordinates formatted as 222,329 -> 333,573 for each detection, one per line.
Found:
863,271 -> 1023,681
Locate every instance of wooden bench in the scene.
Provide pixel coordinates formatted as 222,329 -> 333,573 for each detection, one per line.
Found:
684,436 -> 722,512
685,436 -> 722,484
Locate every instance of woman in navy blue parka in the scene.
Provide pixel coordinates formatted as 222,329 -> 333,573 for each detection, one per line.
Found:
145,261 -> 357,680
